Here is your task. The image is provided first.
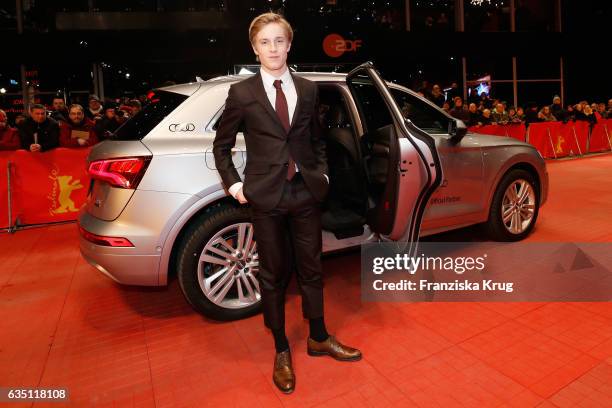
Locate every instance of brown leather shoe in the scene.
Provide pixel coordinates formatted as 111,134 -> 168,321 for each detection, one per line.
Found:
273,350 -> 295,394
307,335 -> 362,362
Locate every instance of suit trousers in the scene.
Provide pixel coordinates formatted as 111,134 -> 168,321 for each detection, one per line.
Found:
248,173 -> 324,330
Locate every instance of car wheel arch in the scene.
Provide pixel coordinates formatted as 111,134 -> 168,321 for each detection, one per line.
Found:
160,193 -> 242,285
485,161 -> 541,217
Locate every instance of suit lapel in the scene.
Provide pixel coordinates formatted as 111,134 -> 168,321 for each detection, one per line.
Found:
289,72 -> 303,131
249,71 -> 286,136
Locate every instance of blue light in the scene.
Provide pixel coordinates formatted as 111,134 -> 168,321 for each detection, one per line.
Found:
477,82 -> 489,95
9,79 -> 18,85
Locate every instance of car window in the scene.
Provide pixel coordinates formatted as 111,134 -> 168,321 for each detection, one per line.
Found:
318,86 -> 353,130
390,88 -> 449,134
212,108 -> 245,133
113,91 -> 188,141
347,75 -> 394,134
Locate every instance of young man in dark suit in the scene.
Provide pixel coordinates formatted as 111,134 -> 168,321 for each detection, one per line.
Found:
213,12 -> 361,394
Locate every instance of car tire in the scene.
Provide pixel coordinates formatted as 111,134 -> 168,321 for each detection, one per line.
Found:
485,169 -> 540,241
176,203 -> 262,321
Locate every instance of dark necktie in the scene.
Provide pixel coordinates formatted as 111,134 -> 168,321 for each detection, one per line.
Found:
273,79 -> 296,181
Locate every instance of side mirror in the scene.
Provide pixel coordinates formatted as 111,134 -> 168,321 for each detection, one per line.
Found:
448,119 -> 468,143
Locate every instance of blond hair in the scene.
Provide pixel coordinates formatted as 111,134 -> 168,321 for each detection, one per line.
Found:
248,12 -> 293,45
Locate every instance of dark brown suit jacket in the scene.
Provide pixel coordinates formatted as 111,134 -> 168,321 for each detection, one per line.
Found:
213,71 -> 329,210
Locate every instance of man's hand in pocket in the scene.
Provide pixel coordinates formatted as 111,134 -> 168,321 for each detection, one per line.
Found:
236,187 -> 248,204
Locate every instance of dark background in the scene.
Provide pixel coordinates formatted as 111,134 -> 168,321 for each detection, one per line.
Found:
0,0 -> 610,114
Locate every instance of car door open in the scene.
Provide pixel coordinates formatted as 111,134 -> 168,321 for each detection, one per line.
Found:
346,62 -> 442,245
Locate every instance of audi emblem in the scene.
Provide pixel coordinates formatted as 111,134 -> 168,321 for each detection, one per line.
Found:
169,123 -> 196,132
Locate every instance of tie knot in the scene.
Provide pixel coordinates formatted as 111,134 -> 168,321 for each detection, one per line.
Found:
273,79 -> 283,90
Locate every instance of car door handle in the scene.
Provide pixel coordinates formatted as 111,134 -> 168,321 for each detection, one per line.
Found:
372,143 -> 389,156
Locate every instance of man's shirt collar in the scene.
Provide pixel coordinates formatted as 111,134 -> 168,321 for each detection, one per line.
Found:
260,67 -> 293,92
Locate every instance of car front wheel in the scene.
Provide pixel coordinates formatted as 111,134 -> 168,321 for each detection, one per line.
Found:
486,169 -> 540,241
176,204 -> 262,321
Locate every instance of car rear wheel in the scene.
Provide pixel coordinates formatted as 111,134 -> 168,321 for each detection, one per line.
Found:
485,169 -> 540,241
176,204 -> 262,321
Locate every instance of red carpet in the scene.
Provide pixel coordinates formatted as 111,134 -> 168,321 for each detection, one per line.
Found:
1,154 -> 612,407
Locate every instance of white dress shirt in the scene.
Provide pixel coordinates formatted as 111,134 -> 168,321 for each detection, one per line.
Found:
228,67 -> 327,199
260,67 -> 298,126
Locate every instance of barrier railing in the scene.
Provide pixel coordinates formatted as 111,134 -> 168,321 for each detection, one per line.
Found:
469,120 -> 612,159
0,148 -> 92,230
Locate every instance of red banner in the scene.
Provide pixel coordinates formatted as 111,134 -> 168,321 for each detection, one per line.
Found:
0,148 -> 91,228
589,121 -> 612,153
549,122 -> 584,158
505,123 -> 527,142
469,124 -> 508,137
572,121 -> 589,154
0,155 -> 9,229
2,121 -> 612,230
468,123 -> 527,141
527,122 -> 555,158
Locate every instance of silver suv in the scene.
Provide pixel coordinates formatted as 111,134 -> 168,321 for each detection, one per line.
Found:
78,63 -> 548,321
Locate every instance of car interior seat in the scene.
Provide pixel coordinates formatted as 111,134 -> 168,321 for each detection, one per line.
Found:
320,101 -> 368,238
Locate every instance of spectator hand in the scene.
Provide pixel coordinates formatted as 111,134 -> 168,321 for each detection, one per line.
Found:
77,138 -> 88,146
30,144 -> 41,152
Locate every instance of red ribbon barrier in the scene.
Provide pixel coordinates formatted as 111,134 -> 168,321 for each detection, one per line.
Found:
0,147 -> 91,228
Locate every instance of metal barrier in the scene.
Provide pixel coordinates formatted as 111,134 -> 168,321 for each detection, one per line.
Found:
6,160 -> 12,233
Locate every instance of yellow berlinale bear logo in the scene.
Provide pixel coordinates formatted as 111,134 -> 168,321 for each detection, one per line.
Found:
48,168 -> 84,215
554,135 -> 565,154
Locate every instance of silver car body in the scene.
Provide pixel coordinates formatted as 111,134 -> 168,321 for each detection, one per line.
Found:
78,70 -> 548,286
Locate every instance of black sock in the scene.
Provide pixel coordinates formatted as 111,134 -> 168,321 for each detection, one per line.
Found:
272,328 -> 289,353
309,316 -> 329,342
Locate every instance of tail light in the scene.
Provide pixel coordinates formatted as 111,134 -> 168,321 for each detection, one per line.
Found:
79,226 -> 134,247
88,157 -> 150,189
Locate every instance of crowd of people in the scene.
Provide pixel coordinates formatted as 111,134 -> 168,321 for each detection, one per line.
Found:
416,82 -> 612,128
2,86 -> 612,152
0,95 -> 145,152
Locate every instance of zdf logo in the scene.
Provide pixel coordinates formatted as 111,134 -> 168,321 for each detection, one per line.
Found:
323,34 -> 363,58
